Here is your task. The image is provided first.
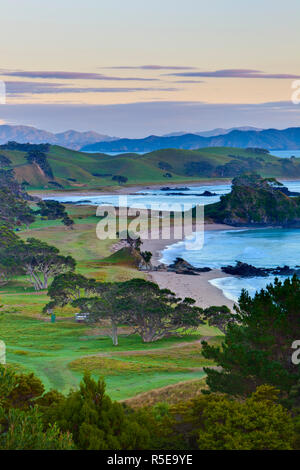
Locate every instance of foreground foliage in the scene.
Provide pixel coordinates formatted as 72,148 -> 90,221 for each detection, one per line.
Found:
202,276 -> 300,399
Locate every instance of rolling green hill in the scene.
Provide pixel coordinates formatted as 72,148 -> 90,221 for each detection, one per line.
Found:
1,143 -> 299,190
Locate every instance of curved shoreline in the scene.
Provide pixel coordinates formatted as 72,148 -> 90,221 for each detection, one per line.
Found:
141,223 -> 237,310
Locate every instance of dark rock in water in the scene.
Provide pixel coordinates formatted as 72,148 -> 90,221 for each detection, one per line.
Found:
62,199 -> 92,204
198,190 -> 217,197
274,186 -> 300,197
164,191 -> 218,196
272,265 -> 298,275
194,267 -> 212,272
221,261 -> 270,277
221,261 -> 300,277
160,186 -> 190,191
165,192 -> 187,196
167,257 -> 211,275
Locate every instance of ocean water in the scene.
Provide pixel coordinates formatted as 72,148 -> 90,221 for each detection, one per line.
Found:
271,150 -> 300,158
46,183 -> 231,209
160,227 -> 300,302
48,180 -> 300,302
47,180 -> 300,210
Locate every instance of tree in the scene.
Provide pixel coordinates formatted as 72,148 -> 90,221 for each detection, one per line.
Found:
0,366 -> 44,411
44,272 -> 97,314
62,214 -> 74,229
0,188 -> 35,228
72,283 -> 129,346
112,175 -> 128,184
202,276 -> 300,397
42,372 -> 149,450
0,366 -> 73,450
26,149 -> 53,179
203,305 -> 233,333
0,154 -> 11,168
119,279 -> 203,342
37,200 -> 66,220
140,250 -> 153,268
0,226 -> 23,284
0,407 -> 73,450
164,385 -> 295,450
19,238 -> 76,290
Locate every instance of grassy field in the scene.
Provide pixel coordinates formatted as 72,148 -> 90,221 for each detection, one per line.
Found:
0,313 -> 220,399
1,143 -> 297,190
0,204 -> 222,402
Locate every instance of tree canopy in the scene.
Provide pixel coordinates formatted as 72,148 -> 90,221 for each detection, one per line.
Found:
202,276 -> 300,397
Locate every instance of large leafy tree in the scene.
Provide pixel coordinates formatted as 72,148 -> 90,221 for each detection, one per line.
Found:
202,276 -> 300,397
0,189 -> 35,228
46,272 -> 96,310
37,200 -> 66,220
119,278 -> 203,342
73,282 -> 131,346
47,276 -> 203,344
0,226 -> 23,285
17,238 -> 76,290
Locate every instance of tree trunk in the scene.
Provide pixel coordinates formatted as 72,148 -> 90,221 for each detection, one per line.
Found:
111,322 -> 118,346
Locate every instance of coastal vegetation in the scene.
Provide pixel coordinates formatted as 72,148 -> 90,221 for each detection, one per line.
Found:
205,173 -> 300,227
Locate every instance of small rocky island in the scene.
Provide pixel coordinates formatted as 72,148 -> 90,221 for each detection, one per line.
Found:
205,173 -> 300,227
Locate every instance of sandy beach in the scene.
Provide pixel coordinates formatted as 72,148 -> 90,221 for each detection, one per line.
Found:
141,223 -> 237,310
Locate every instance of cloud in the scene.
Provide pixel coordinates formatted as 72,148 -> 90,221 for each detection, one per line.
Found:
5,81 -> 179,96
173,80 -> 205,83
107,65 -> 196,70
167,69 -> 300,79
0,69 -> 158,81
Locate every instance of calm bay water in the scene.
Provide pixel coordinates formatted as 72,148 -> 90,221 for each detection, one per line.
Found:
49,180 -> 300,209
49,179 -> 300,302
160,227 -> 300,301
270,150 -> 300,158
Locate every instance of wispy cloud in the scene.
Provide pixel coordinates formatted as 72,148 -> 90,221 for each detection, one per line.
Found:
167,69 -> 300,79
173,80 -> 205,83
5,81 -> 179,96
0,69 -> 158,81
107,65 -> 196,70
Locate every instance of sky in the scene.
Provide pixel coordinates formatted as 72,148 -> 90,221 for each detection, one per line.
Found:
0,0 -> 300,136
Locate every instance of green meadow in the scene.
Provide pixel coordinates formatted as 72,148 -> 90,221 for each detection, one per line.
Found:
0,204 -> 222,402
2,143 -> 296,190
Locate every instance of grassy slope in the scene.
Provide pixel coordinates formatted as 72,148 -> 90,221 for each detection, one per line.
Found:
2,144 -> 296,190
0,205 -> 221,400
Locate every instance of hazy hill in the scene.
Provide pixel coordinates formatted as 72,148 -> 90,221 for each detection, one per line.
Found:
1,143 -> 300,190
0,125 -> 117,150
163,127 -> 263,138
82,127 -> 300,153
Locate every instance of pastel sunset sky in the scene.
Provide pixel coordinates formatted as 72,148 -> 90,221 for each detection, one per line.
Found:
1,0 -> 300,136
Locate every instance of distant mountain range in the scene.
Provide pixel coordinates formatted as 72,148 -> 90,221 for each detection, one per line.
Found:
163,126 -> 263,138
0,125 -> 118,150
2,124 -> 300,153
82,127 -> 300,153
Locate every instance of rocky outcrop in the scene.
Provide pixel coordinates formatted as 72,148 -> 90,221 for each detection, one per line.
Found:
166,257 -> 211,275
205,173 -> 300,227
221,261 -> 300,277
